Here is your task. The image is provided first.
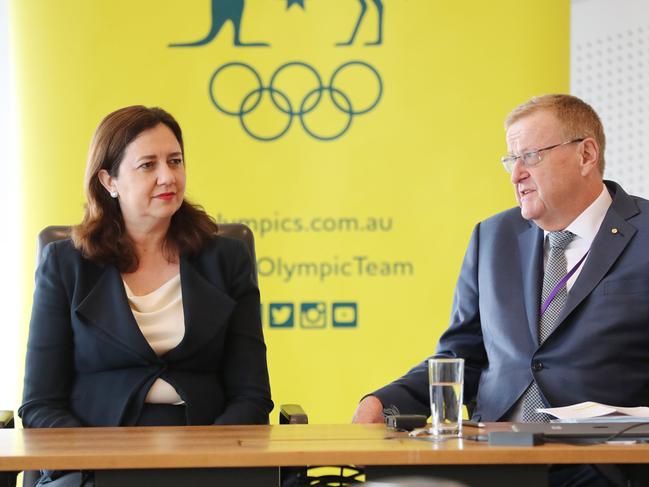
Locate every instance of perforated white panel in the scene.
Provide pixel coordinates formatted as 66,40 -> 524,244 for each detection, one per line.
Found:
571,0 -> 649,198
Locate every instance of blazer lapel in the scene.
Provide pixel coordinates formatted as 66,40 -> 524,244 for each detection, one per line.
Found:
75,265 -> 158,362
518,222 -> 544,347
556,184 -> 639,326
164,254 -> 236,361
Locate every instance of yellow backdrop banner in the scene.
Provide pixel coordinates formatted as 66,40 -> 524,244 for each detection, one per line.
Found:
12,0 -> 569,423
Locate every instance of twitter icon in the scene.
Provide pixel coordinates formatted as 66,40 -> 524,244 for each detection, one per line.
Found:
269,303 -> 294,328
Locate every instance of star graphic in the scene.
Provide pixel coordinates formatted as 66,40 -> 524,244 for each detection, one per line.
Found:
286,0 -> 305,9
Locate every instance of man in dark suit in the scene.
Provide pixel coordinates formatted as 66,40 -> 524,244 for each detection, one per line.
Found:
353,94 -> 649,486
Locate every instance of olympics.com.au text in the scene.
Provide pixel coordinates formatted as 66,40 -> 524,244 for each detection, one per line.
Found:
215,213 -> 393,238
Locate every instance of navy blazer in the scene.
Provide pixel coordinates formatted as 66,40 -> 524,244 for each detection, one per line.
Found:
373,181 -> 649,421
19,235 -> 273,427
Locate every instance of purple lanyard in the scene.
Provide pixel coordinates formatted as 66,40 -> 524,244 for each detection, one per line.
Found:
539,250 -> 590,316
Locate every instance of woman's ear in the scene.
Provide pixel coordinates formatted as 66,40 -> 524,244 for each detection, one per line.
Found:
98,169 -> 118,197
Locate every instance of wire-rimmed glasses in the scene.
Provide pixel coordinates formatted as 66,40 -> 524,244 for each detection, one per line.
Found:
501,138 -> 585,173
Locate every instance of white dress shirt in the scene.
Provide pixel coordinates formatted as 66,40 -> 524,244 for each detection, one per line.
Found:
543,184 -> 613,291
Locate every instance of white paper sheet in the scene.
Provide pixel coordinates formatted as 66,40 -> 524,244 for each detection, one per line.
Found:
538,401 -> 649,420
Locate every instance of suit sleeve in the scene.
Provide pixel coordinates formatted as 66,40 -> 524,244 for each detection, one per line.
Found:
372,223 -> 487,416
19,242 -> 83,428
213,240 -> 273,425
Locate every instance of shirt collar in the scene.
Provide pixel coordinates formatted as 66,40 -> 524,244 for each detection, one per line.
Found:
544,184 -> 612,246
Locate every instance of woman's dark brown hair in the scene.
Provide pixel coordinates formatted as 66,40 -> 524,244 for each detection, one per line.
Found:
72,105 -> 218,272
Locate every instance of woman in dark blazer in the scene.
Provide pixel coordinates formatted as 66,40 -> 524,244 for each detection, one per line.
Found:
19,106 -> 272,483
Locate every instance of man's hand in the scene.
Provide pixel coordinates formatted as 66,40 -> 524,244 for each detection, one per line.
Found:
351,395 -> 385,423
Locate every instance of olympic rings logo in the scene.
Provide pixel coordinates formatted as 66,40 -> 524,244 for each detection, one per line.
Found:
208,61 -> 383,141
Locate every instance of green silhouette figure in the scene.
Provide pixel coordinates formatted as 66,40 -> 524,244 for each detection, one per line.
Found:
337,0 -> 384,46
169,0 -> 269,48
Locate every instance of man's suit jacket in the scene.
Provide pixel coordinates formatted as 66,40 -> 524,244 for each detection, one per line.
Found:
373,181 -> 649,421
19,235 -> 273,428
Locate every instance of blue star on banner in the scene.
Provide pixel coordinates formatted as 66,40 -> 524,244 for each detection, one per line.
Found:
287,0 -> 305,9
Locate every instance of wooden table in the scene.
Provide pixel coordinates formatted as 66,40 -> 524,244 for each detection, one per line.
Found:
1,424 -> 648,486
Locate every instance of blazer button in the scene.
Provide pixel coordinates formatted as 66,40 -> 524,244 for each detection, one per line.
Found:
532,361 -> 543,372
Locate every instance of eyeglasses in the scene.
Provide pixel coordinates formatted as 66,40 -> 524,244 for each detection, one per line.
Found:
501,138 -> 585,173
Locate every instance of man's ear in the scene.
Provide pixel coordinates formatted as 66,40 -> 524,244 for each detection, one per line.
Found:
579,138 -> 600,176
98,169 -> 116,194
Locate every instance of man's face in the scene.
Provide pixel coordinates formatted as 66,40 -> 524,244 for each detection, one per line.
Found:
506,110 -> 585,231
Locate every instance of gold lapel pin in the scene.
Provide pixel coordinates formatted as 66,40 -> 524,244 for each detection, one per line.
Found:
611,228 -> 619,235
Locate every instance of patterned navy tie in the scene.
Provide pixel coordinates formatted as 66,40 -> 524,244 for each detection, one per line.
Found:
521,230 -> 575,422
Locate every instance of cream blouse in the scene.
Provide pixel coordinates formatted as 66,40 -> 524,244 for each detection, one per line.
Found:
123,274 -> 185,404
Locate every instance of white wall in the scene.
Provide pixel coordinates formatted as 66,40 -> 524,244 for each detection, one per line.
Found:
0,0 -> 23,411
572,0 -> 649,198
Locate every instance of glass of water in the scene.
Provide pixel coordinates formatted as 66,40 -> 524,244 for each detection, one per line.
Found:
428,358 -> 464,439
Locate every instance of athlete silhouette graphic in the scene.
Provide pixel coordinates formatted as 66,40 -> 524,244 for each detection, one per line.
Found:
169,0 -> 384,48
169,0 -> 268,48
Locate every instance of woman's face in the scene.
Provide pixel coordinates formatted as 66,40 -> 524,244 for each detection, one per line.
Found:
99,123 -> 186,232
